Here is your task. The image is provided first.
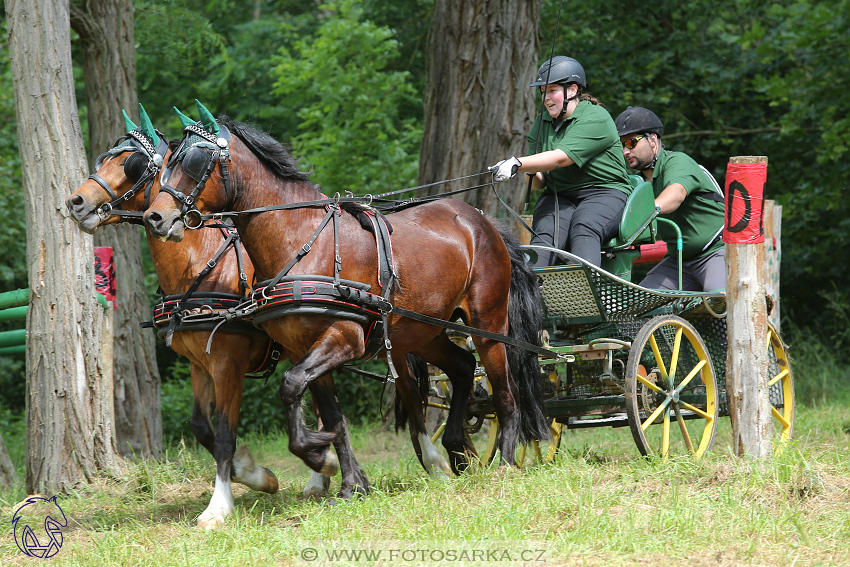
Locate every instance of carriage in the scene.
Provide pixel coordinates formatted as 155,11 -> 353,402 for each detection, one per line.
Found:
68,104 -> 793,528
428,177 -> 794,464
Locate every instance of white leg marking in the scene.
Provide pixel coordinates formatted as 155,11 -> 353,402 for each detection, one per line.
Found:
418,433 -> 453,479
197,475 -> 234,530
302,470 -> 331,500
232,444 -> 278,493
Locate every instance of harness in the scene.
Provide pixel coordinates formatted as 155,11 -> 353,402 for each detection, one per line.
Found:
89,130 -> 168,224
91,130 -> 283,379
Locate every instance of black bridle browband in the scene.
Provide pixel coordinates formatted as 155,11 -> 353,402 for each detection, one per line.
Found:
90,129 -> 168,224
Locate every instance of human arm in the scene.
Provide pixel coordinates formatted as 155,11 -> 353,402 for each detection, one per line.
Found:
490,149 -> 574,182
655,182 -> 688,214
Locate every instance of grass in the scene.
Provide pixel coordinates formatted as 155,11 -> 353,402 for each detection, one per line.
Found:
1,402 -> 849,567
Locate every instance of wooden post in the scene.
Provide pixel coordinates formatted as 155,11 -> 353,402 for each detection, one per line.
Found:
724,156 -> 772,459
763,201 -> 782,333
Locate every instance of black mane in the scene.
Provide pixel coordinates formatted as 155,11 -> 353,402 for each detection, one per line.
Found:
218,116 -> 313,184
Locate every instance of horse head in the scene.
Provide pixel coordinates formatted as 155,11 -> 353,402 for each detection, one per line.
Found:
65,103 -> 168,233
144,100 -> 236,242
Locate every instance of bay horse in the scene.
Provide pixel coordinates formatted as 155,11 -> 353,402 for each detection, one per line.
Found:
142,102 -> 550,475
65,106 -> 372,528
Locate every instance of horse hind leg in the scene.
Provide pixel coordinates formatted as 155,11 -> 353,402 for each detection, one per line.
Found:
392,351 -> 453,479
415,334 -> 478,474
302,400 -> 332,501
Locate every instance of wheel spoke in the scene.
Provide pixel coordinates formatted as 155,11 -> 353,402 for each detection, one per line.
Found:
678,400 -> 714,421
667,327 -> 683,386
768,368 -> 789,388
637,372 -> 664,394
674,359 -> 707,394
648,334 -> 669,380
662,407 -> 671,458
642,397 -> 672,431
771,405 -> 791,429
430,421 -> 446,445
673,404 -> 695,454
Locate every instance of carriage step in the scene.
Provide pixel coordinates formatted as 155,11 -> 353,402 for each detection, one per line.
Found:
563,414 -> 629,429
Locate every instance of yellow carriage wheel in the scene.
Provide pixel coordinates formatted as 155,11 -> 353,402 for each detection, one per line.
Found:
767,323 -> 795,452
625,315 -> 718,459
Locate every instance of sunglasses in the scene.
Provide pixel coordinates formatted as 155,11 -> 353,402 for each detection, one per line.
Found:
622,135 -> 645,150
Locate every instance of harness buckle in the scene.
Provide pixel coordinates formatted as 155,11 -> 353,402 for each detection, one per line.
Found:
301,243 -> 311,254
207,259 -> 217,269
270,349 -> 281,361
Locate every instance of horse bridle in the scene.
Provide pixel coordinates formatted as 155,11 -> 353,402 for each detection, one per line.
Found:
90,130 -> 168,224
159,122 -> 234,230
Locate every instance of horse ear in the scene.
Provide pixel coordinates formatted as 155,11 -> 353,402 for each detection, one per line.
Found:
174,107 -> 196,129
122,109 -> 138,133
195,99 -> 220,136
138,103 -> 158,144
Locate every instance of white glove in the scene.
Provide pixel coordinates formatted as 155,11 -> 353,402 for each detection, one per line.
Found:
489,156 -> 522,182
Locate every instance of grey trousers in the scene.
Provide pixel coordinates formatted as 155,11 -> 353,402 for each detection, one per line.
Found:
639,247 -> 726,292
529,188 -> 627,267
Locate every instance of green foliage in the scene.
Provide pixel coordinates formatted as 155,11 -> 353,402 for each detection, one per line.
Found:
271,0 -> 421,195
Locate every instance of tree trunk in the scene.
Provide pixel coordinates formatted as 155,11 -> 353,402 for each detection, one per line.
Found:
6,0 -> 120,493
419,0 -> 540,220
71,0 -> 163,458
0,433 -> 16,486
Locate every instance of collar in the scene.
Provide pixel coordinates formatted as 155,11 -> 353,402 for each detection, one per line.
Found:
650,147 -> 670,182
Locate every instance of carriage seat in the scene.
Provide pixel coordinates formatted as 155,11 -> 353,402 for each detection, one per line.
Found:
600,175 -> 659,278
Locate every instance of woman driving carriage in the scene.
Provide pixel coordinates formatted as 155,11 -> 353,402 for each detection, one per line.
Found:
490,56 -> 632,268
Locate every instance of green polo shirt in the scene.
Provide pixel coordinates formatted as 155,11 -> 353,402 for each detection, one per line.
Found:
527,100 -> 631,196
652,148 -> 725,260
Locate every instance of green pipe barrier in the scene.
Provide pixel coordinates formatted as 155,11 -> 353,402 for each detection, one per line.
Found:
0,288 -> 28,310
0,345 -> 25,356
0,305 -> 27,322
0,329 -> 26,348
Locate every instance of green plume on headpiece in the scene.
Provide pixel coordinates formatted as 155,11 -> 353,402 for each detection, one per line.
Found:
195,100 -> 220,136
174,106 -> 196,128
122,109 -> 138,133
138,103 -> 158,144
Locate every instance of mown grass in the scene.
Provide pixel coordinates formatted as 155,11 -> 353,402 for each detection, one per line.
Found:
1,400 -> 849,567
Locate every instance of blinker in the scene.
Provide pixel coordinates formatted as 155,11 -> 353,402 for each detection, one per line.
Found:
182,146 -> 214,182
123,152 -> 149,183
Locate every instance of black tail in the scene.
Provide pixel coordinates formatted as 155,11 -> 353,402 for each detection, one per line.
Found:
394,353 -> 430,432
496,224 -> 550,444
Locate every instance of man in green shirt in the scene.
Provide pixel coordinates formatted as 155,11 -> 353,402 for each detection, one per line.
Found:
491,56 -> 631,268
615,106 -> 726,291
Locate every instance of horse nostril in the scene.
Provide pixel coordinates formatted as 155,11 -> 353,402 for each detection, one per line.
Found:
147,211 -> 162,223
70,195 -> 83,206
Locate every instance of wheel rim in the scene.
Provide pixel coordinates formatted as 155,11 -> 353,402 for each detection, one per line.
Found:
626,316 -> 718,459
767,323 -> 795,452
428,374 -> 499,467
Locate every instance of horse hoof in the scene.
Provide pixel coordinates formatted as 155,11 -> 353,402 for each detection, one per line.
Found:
302,471 -> 330,501
232,445 -> 279,493
320,452 -> 339,477
197,513 -> 227,530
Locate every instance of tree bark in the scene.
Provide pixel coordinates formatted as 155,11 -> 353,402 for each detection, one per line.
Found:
0,433 -> 16,486
419,0 -> 540,220
6,0 -> 120,493
71,0 -> 163,458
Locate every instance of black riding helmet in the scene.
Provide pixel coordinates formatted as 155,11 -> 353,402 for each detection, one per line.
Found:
530,56 -> 586,129
615,106 -> 664,137
529,56 -> 586,88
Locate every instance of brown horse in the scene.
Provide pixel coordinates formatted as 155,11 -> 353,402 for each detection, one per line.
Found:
143,103 -> 550,475
65,106 -> 370,528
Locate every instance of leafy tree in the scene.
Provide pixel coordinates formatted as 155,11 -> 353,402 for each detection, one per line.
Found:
271,0 -> 421,195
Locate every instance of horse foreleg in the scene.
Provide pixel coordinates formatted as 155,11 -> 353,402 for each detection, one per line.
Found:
308,373 -> 370,500
392,352 -> 453,479
189,364 -> 216,456
302,399 -> 331,500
